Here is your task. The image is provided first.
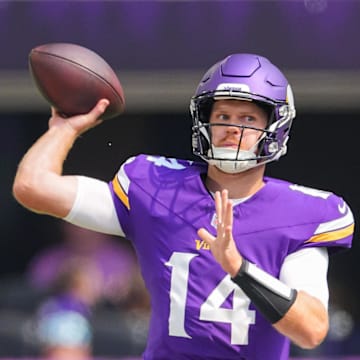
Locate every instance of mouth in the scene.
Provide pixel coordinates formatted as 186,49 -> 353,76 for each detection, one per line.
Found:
219,143 -> 240,149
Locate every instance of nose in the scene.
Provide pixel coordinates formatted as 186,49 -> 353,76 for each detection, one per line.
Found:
226,123 -> 242,135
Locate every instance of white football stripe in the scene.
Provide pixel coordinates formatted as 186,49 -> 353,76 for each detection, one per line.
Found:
247,262 -> 292,300
314,208 -> 354,235
116,156 -> 135,194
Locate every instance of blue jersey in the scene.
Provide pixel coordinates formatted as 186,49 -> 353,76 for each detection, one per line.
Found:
109,155 -> 354,360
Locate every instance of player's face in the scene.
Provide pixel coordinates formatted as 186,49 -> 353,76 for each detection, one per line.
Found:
209,100 -> 268,151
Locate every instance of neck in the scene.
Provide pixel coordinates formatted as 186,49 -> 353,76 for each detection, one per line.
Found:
205,164 -> 266,199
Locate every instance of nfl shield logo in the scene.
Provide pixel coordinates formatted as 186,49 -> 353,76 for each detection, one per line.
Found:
210,213 -> 218,229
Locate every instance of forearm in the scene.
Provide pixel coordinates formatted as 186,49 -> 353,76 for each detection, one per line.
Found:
231,259 -> 328,349
13,123 -> 79,217
274,290 -> 329,349
19,122 -> 78,173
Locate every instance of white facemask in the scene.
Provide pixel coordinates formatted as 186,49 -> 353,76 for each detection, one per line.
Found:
207,146 -> 258,174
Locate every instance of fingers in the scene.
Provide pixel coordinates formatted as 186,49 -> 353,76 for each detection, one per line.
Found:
51,99 -> 109,119
51,99 -> 110,119
214,190 -> 233,241
224,193 -> 233,239
90,98 -> 110,119
50,106 -> 68,119
198,189 -> 233,248
215,191 -> 222,224
200,190 -> 240,276
198,228 -> 216,247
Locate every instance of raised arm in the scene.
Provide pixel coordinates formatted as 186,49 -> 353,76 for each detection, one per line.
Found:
12,99 -> 109,218
197,190 -> 329,349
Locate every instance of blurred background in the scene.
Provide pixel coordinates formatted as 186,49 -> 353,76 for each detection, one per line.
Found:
0,0 -> 359,359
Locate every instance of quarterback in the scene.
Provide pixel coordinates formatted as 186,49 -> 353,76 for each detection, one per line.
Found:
13,54 -> 354,359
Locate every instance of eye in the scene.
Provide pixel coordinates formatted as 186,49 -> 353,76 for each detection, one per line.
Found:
217,113 -> 230,121
242,115 -> 255,123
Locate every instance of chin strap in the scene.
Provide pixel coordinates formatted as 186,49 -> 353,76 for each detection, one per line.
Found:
207,146 -> 258,174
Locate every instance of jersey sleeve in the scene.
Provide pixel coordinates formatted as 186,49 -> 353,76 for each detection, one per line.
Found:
301,193 -> 354,253
64,176 -> 124,236
268,180 -> 355,256
280,247 -> 329,308
108,156 -> 136,238
108,154 -> 202,241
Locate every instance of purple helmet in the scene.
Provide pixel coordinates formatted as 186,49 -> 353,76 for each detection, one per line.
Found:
190,53 -> 296,171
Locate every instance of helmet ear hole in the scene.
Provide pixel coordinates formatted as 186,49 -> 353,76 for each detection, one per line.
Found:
254,101 -> 273,119
192,99 -> 213,156
200,129 -> 210,154
192,123 -> 210,156
199,98 -> 214,123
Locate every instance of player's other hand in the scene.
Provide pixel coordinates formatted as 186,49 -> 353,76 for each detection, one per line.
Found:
49,98 -> 110,136
198,190 -> 243,277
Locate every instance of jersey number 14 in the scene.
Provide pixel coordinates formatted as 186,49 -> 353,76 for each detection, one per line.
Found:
166,252 -> 256,345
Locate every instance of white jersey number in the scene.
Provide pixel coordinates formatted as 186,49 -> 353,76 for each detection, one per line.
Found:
147,156 -> 186,170
289,184 -> 331,199
165,252 -> 256,345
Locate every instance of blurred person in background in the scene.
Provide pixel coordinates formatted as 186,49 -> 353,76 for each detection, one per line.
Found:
35,257 -> 100,360
27,222 -> 150,358
13,53 -> 354,359
27,222 -> 137,306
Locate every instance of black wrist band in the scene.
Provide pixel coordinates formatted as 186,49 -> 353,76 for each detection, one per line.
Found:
231,259 -> 298,324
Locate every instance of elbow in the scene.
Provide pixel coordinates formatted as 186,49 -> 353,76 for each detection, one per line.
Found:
13,176 -> 35,209
297,319 -> 329,349
13,171 -> 73,218
12,174 -> 45,212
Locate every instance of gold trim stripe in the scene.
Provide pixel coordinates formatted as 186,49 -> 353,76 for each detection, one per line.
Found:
306,223 -> 354,244
112,178 -> 130,210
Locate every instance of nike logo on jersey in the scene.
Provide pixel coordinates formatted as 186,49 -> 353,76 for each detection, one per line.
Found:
338,201 -> 347,214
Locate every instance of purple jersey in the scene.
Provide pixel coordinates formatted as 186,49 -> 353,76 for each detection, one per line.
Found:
109,155 -> 354,360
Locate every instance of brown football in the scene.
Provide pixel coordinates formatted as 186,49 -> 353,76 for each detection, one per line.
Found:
29,43 -> 125,120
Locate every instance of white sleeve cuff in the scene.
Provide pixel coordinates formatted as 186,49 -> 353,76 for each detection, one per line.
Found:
280,247 -> 329,309
64,176 -> 124,236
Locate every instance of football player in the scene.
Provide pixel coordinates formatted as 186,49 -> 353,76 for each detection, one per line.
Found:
13,54 -> 354,359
